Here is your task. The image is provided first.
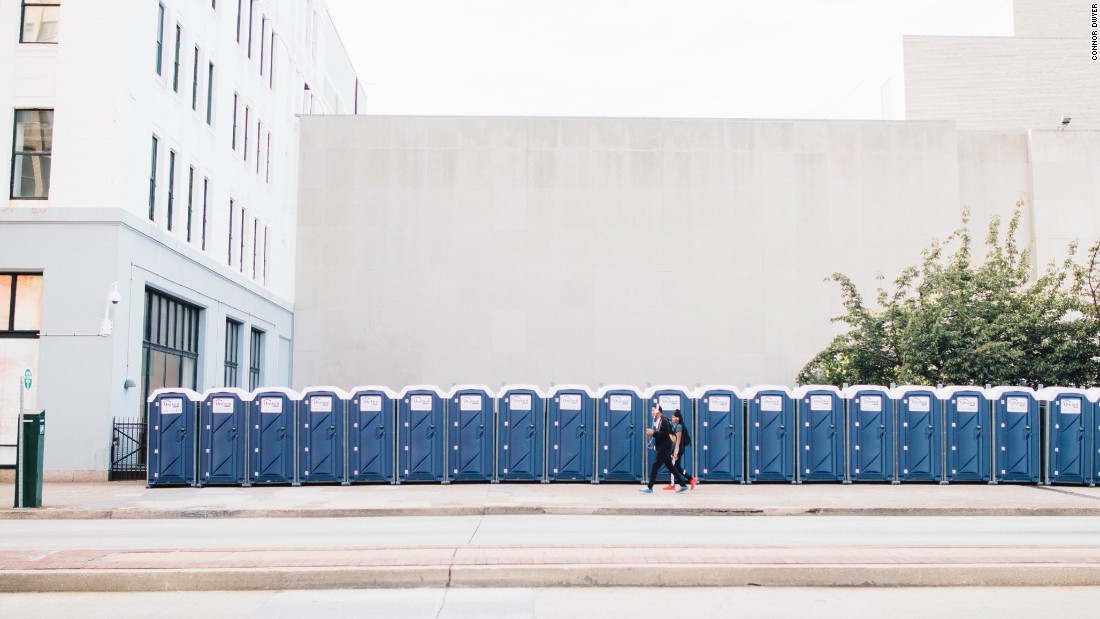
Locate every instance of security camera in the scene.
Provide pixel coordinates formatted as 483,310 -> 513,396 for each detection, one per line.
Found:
108,282 -> 121,305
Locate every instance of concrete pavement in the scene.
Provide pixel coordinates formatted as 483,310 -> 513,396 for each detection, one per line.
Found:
3,481 -> 1100,591
2,480 -> 1100,519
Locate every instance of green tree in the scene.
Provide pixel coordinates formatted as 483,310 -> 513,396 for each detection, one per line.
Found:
797,204 -> 1100,388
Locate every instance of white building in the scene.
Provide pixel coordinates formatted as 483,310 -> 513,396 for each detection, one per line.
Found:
0,0 -> 364,477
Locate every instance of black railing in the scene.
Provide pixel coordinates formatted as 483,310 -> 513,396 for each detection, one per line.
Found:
109,418 -> 146,481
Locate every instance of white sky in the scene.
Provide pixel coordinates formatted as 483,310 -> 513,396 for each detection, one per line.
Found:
325,0 -> 1013,119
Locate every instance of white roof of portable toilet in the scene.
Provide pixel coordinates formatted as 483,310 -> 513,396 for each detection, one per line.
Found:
300,386 -> 351,399
348,385 -> 400,399
496,384 -> 546,398
936,385 -> 986,400
397,385 -> 446,398
889,385 -> 937,399
446,384 -> 494,398
595,384 -> 642,398
546,384 -> 596,398
200,387 -> 252,400
793,385 -> 842,399
147,388 -> 202,403
1087,388 -> 1100,403
1035,386 -> 1095,402
983,385 -> 1036,400
841,385 -> 891,399
642,385 -> 691,399
742,385 -> 793,399
692,385 -> 742,399
249,387 -> 301,400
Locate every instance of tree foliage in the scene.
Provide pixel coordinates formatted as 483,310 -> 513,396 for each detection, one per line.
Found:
797,204 -> 1100,388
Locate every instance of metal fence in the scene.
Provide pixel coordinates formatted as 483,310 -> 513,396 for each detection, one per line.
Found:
109,418 -> 146,481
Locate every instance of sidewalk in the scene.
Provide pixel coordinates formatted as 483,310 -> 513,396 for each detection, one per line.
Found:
2,480 -> 1100,519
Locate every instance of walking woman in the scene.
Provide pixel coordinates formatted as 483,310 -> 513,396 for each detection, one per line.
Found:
668,409 -> 697,490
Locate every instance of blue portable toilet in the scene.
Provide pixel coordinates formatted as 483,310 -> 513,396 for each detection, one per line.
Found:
843,385 -> 894,483
447,384 -> 494,482
496,384 -> 546,482
939,386 -> 991,483
347,386 -> 398,484
147,388 -> 201,487
644,385 -> 696,485
986,386 -> 1040,483
892,386 -> 942,482
546,385 -> 596,482
298,387 -> 349,485
793,385 -> 844,482
198,388 -> 249,486
596,385 -> 645,483
1037,387 -> 1092,486
744,386 -> 796,483
397,385 -> 446,483
693,385 -> 744,483
248,388 -> 299,485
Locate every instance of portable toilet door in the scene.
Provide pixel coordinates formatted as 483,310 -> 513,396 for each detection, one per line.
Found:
745,386 -> 795,483
448,385 -> 494,482
398,386 -> 446,483
844,385 -> 894,482
546,385 -> 595,482
794,385 -> 844,482
693,386 -> 743,483
298,387 -> 349,485
248,388 -> 298,485
348,386 -> 397,484
198,388 -> 249,486
987,386 -> 1040,483
939,386 -> 991,483
147,389 -> 200,487
1037,388 -> 1091,485
645,386 -> 695,484
497,385 -> 546,482
597,385 -> 645,483
1089,389 -> 1100,487
893,386 -> 942,482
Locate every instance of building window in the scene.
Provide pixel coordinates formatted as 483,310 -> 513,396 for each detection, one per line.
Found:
255,121 -> 261,173
166,150 -> 176,231
235,0 -> 242,43
251,217 -> 258,279
269,30 -> 276,89
155,3 -> 165,76
265,132 -> 271,183
231,93 -> 238,150
248,328 -> 263,390
224,319 -> 241,388
243,106 -> 250,161
201,177 -> 209,251
259,18 -> 267,75
263,225 -> 268,284
10,109 -> 53,200
0,273 -> 43,335
142,289 -> 200,415
186,166 -> 195,242
206,62 -> 215,125
20,0 -> 60,44
148,135 -> 158,221
227,198 -> 234,266
247,0 -> 255,58
191,45 -> 200,111
172,24 -> 182,91
239,207 -> 246,274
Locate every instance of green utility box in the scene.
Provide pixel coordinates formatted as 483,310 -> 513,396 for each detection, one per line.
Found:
14,410 -> 45,508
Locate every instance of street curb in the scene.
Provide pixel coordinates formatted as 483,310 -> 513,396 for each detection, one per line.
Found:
4,506 -> 1100,519
2,564 -> 1100,592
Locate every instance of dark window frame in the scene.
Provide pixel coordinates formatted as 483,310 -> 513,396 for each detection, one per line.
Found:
142,288 -> 201,417
186,165 -> 195,242
172,23 -> 182,91
0,272 -> 44,338
201,177 -> 209,251
191,44 -> 200,110
205,61 -> 215,125
155,3 -> 165,76
224,318 -> 241,388
248,327 -> 263,390
166,149 -> 176,231
10,108 -> 53,201
19,0 -> 61,45
148,135 -> 159,221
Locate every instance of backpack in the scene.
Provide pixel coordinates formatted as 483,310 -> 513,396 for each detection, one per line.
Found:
678,421 -> 692,448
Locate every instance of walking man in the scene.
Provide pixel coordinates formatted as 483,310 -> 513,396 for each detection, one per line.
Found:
640,404 -> 690,494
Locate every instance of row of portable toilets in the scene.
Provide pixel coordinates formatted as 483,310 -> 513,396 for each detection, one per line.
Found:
145,383 -> 1100,487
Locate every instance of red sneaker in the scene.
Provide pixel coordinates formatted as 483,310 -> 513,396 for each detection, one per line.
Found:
689,477 -> 697,490
661,485 -> 675,490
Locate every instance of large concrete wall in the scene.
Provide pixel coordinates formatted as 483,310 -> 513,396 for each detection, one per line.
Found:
294,116 -> 977,390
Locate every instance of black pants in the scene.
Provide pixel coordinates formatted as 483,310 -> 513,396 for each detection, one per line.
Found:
648,448 -> 688,489
672,451 -> 690,481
